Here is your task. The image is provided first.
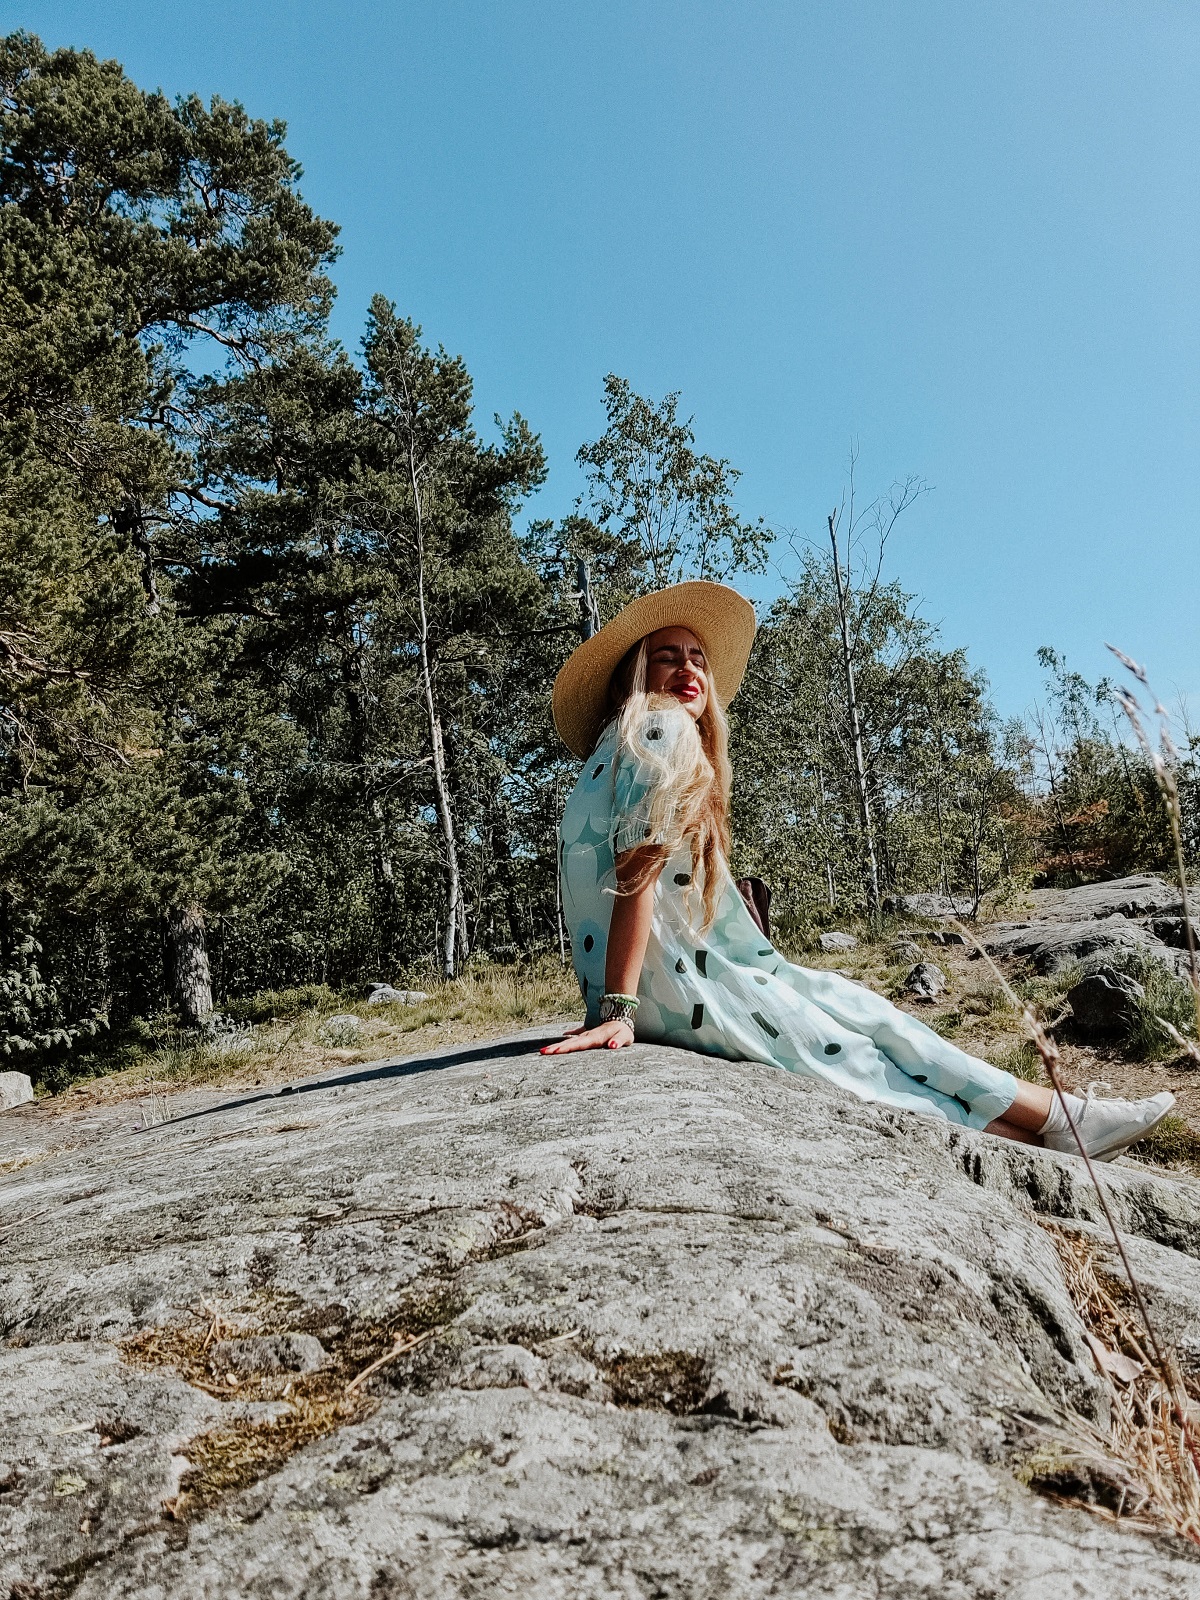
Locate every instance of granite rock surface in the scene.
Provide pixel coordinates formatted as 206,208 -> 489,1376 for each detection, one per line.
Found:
3,1033 -> 1200,1598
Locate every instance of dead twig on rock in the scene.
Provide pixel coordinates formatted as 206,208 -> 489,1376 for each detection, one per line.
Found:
345,1327 -> 436,1393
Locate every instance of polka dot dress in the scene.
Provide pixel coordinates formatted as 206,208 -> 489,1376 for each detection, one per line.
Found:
559,706 -> 1019,1131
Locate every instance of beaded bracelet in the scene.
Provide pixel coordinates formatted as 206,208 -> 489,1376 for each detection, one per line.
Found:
599,992 -> 639,1026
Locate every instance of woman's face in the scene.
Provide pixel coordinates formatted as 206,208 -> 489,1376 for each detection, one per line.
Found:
643,626 -> 709,720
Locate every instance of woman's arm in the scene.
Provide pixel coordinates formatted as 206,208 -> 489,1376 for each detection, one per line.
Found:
540,846 -> 662,1055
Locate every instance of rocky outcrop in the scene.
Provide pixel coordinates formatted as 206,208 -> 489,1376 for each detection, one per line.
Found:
886,874 -> 1198,980
1024,875 -> 1193,923
368,984 -> 430,1006
3,1034 -> 1200,1597
981,913 -> 1171,975
888,874 -> 1197,982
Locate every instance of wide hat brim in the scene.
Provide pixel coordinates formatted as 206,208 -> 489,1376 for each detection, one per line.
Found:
551,580 -> 757,758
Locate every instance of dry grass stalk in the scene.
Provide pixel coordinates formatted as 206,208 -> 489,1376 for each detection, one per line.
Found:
951,922 -> 1200,1525
1106,645 -> 1200,1053
1036,1228 -> 1200,1543
345,1327 -> 436,1393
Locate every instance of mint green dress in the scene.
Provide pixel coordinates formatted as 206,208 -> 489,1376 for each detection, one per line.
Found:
559,705 -> 1019,1130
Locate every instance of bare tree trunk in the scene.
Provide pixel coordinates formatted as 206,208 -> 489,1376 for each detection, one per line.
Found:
576,558 -> 600,640
1032,707 -> 1080,878
828,512 -> 881,918
933,783 -> 950,897
405,430 -> 466,981
164,905 -> 213,1028
816,752 -> 836,909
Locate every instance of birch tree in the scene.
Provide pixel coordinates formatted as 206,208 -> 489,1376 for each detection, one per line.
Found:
359,300 -> 545,979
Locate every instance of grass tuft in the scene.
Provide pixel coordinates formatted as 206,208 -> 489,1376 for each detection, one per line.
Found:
989,1038 -> 1048,1083
122,1282 -> 470,1517
1034,1225 -> 1200,1545
1127,1115 -> 1200,1175
1069,949 -> 1199,1060
224,985 -> 340,1024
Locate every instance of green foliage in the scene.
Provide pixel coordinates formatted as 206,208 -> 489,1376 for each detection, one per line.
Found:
6,33 -> 1193,1090
729,547 -> 1033,924
224,985 -> 339,1024
0,904 -> 64,1055
570,373 -> 770,609
989,1038 -> 1047,1083
0,900 -> 106,1057
1028,647 -> 1196,882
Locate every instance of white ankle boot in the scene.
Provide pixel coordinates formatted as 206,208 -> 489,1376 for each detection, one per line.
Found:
1040,1083 -> 1175,1161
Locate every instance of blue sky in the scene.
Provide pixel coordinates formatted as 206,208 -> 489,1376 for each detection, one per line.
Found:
12,0 -> 1200,722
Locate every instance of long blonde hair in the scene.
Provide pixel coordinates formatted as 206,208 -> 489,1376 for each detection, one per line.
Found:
605,636 -> 733,932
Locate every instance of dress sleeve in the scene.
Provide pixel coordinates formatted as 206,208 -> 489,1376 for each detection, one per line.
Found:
610,705 -> 691,856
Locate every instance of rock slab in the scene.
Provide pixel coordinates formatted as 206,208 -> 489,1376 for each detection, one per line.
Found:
0,1071 -> 33,1111
3,1035 -> 1200,1597
368,984 -> 430,1006
983,914 -> 1176,975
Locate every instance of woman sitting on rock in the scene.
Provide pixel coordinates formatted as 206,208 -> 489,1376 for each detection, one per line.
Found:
541,580 -> 1173,1162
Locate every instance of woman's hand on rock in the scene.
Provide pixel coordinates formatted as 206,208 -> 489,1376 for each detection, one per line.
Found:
540,1020 -> 635,1054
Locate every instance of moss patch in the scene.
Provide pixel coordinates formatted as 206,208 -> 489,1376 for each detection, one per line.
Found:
121,1280 -> 471,1517
600,1349 -> 710,1414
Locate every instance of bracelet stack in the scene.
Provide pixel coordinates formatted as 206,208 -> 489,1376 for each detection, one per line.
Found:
598,992 -> 639,1028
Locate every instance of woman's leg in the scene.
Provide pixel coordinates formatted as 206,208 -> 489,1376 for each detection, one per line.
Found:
986,1118 -> 1042,1145
985,1079 -> 1053,1142
986,1077 -> 1176,1159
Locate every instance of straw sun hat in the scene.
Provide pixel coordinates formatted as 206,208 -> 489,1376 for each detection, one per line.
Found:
551,580 -> 757,758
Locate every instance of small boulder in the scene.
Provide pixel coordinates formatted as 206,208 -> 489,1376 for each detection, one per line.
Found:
883,892 -> 972,921
1150,916 -> 1199,952
320,1013 -> 361,1044
1066,969 -> 1145,1036
367,984 -> 430,1006
0,1072 -> 33,1112
455,1343 -> 548,1392
818,931 -> 859,953
904,962 -> 947,1002
211,1333 -> 328,1377
890,938 -> 924,964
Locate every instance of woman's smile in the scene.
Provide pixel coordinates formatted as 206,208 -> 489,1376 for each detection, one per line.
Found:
644,626 -> 709,719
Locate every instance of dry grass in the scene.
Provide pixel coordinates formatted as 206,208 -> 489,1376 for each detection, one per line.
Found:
1127,1115 -> 1200,1177
52,958 -> 580,1112
949,919 -> 1200,1549
1025,1227 -> 1200,1544
121,1283 -> 466,1516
